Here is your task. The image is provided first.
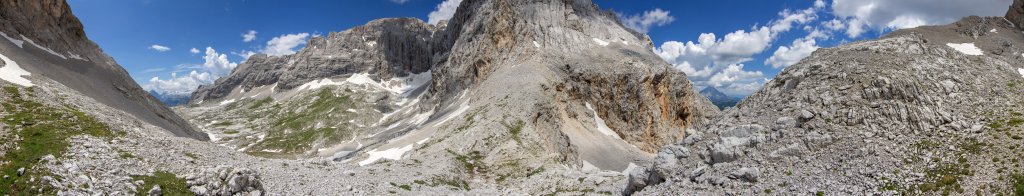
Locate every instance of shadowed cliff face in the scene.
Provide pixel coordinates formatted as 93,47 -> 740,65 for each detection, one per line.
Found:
0,0 -> 207,140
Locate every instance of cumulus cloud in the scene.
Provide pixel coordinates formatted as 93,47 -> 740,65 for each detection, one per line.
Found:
620,8 -> 675,33
831,0 -> 1011,38
655,5 -> 824,95
391,0 -> 410,4
143,47 -> 238,95
189,47 -> 200,54
142,71 -> 216,95
242,30 -> 257,42
201,47 -> 237,75
149,44 -> 170,52
765,37 -> 820,68
261,33 -> 310,56
427,0 -> 462,25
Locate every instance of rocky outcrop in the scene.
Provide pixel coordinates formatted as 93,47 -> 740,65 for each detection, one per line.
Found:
0,0 -> 206,140
185,165 -> 264,196
424,0 -> 718,153
1006,0 -> 1024,29
190,18 -> 437,103
628,12 -> 1024,196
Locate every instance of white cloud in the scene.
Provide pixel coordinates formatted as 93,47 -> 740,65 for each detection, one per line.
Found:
620,8 -> 675,33
765,37 -> 820,68
242,30 -> 258,42
261,33 -> 310,56
142,71 -> 215,95
233,50 -> 257,60
149,44 -> 170,52
142,47 -> 238,95
390,0 -> 410,4
427,0 -> 462,25
189,47 -> 200,54
655,5 -> 826,96
831,0 -> 1011,38
707,64 -> 765,95
202,47 -> 237,75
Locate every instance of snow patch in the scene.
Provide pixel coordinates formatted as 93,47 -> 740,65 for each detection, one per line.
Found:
436,101 -> 470,126
358,143 -> 415,166
592,38 -> 609,46
298,78 -> 346,90
219,99 -> 237,106
20,35 -> 67,59
991,28 -> 998,33
533,41 -> 540,48
946,43 -> 984,55
0,52 -> 34,87
1018,68 -> 1024,78
585,102 -> 621,139
0,32 -> 24,48
416,137 -> 430,145
366,41 -> 377,47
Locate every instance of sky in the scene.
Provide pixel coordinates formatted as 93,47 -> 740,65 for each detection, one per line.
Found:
67,0 -> 1013,97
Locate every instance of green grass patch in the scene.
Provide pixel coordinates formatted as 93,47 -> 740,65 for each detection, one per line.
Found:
1011,173 -> 1024,196
248,88 -> 357,155
502,119 -> 524,145
448,150 -> 488,175
132,171 -> 189,196
247,97 -> 273,110
428,175 -> 471,191
211,121 -> 233,127
916,162 -> 971,195
1,86 -> 116,194
184,153 -> 199,160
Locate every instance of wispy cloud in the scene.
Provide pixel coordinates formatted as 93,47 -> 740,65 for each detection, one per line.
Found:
242,30 -> 257,42
149,44 -> 171,52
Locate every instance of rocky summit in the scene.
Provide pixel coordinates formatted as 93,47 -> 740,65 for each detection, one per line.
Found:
2,0 -> 1023,195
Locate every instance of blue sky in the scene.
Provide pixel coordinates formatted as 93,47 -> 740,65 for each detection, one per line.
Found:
67,0 -> 1012,97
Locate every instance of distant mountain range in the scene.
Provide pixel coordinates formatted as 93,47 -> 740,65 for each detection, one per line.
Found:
149,90 -> 190,106
699,86 -> 740,109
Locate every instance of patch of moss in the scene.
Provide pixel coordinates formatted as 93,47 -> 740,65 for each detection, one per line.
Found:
502,119 -> 524,145
249,88 -> 357,155
428,175 -> 471,191
447,150 -> 488,175
1,86 -> 116,194
133,171 -> 189,196
1011,173 -> 1024,196
916,162 -> 971,194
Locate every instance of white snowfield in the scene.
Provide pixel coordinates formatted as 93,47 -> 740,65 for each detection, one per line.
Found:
0,32 -> 24,48
585,102 -> 622,139
946,43 -> 984,55
358,143 -> 415,166
1018,68 -> 1024,78
592,38 -> 610,46
296,71 -> 432,97
0,52 -> 34,87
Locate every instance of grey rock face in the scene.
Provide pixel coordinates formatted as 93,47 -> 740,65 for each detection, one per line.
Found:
0,0 -> 206,140
629,12 -> 1024,195
190,18 -> 437,103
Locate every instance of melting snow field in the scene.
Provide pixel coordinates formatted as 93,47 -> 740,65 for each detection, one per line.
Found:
358,144 -> 414,166
0,52 -> 34,87
592,38 -> 610,46
585,102 -> 621,139
946,43 -> 984,55
0,32 -> 24,48
219,99 -> 237,106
